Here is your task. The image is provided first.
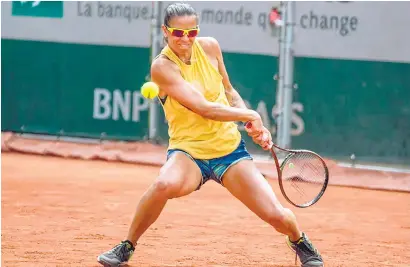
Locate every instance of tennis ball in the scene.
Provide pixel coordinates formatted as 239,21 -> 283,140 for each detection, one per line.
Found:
141,81 -> 159,99
289,163 -> 295,168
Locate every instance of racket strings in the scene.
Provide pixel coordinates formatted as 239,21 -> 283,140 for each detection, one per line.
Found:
281,152 -> 327,206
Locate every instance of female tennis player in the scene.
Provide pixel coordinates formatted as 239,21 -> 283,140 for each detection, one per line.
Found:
97,3 -> 323,267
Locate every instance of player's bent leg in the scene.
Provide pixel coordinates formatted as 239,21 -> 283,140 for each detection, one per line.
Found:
97,152 -> 202,267
222,160 -> 323,267
222,159 -> 300,238
126,151 -> 202,243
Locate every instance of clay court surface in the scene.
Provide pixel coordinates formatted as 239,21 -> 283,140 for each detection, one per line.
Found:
2,153 -> 410,267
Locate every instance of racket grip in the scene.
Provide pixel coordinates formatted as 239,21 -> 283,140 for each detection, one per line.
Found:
246,121 -> 267,140
245,121 -> 273,149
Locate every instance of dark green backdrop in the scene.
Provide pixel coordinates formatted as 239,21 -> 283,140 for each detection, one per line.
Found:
2,39 -> 409,164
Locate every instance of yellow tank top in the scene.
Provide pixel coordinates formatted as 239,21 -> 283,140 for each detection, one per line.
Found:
159,39 -> 242,159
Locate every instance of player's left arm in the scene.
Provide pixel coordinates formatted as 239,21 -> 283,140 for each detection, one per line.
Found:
210,38 -> 248,110
207,37 -> 272,147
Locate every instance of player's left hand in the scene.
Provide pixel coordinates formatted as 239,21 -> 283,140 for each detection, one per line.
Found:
245,125 -> 273,151
257,127 -> 273,150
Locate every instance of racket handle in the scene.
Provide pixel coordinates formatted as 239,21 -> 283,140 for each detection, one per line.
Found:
245,121 -> 273,149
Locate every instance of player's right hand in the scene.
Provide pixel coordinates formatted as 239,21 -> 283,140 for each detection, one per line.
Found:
252,126 -> 273,150
245,117 -> 263,136
245,119 -> 273,150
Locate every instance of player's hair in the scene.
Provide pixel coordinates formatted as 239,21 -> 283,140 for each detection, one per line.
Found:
163,2 -> 198,43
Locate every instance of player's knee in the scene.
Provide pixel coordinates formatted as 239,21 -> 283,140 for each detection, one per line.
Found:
152,177 -> 181,199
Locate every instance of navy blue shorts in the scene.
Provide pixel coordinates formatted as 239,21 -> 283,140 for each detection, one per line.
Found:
166,139 -> 253,190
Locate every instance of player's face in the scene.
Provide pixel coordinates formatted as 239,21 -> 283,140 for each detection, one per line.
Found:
163,15 -> 199,54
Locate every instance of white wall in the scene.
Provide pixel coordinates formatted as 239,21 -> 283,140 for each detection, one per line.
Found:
2,1 -> 410,62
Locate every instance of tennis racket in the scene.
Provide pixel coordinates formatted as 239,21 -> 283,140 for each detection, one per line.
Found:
245,122 -> 329,208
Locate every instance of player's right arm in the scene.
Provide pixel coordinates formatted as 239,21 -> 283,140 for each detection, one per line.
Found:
151,57 -> 263,126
